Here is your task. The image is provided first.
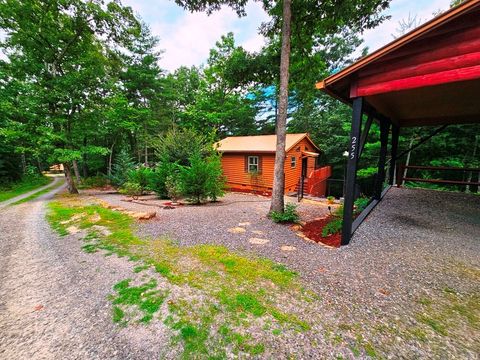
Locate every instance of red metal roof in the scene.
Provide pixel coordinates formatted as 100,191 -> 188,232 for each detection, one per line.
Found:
317,0 -> 480,127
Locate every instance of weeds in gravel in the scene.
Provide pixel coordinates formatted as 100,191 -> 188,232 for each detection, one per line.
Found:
109,278 -> 168,324
414,290 -> 480,338
47,197 -> 314,358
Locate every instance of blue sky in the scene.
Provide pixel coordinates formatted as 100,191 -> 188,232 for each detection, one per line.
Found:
123,0 -> 452,72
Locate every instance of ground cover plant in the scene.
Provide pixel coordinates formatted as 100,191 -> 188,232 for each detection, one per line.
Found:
47,195 -> 314,357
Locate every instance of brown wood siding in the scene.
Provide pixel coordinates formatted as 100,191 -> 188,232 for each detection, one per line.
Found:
220,136 -> 319,193
284,137 -> 318,192
221,153 -> 275,191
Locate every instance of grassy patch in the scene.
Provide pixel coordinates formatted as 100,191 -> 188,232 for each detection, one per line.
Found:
10,178 -> 64,205
0,176 -> 52,202
109,278 -> 167,324
47,197 -> 315,357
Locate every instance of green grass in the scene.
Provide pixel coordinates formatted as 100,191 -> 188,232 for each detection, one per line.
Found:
110,278 -> 167,324
11,177 -> 64,205
47,197 -> 315,357
0,176 -> 52,202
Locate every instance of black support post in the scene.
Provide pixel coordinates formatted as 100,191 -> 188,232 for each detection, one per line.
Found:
389,124 -> 399,185
341,97 -> 363,246
374,119 -> 390,200
358,114 -> 373,160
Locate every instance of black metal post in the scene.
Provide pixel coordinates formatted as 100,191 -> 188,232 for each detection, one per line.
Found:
358,114 -> 373,160
341,97 -> 363,246
374,119 -> 390,200
389,124 -> 399,185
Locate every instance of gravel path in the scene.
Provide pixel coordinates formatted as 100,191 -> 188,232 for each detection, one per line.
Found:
91,188 -> 480,358
0,175 -> 64,209
0,184 -> 171,359
1,185 -> 478,358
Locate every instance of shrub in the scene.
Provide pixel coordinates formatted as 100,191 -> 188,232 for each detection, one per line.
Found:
78,175 -> 108,189
110,150 -> 134,187
269,203 -> 299,223
165,175 -> 182,203
354,196 -> 370,214
322,218 -> 342,237
204,153 -> 226,202
119,181 -> 143,198
148,160 -> 179,198
127,166 -> 152,194
178,152 -> 224,204
154,128 -> 214,166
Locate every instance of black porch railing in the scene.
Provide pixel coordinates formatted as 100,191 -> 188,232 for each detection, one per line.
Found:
397,165 -> 480,188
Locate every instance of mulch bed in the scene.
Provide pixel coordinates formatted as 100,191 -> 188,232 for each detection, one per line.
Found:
302,216 -> 341,248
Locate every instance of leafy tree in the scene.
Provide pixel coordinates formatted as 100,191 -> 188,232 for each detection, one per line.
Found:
154,127 -> 215,166
120,21 -> 170,165
0,0 -> 139,193
110,149 -> 135,187
174,0 -> 390,213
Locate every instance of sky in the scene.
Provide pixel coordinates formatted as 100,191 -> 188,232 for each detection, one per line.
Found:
123,0 -> 453,72
0,0 -> 453,70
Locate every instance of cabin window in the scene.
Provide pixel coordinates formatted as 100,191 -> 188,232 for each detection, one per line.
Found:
291,156 -> 296,168
248,156 -> 259,173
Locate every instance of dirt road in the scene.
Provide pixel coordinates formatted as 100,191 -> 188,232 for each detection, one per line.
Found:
0,184 -> 166,359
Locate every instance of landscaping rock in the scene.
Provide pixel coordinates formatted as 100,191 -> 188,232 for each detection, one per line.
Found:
227,227 -> 246,234
248,237 -> 270,245
280,245 -> 296,251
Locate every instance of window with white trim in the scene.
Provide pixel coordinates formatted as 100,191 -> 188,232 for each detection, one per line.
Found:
248,156 -> 259,173
291,156 -> 296,168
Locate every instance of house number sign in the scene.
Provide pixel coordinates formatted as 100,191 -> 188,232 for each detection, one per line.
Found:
350,136 -> 357,160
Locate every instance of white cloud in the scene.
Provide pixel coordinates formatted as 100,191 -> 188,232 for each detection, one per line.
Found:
362,0 -> 452,53
122,0 -> 268,72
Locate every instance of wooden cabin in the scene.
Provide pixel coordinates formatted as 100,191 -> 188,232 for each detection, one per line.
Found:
216,133 -> 331,196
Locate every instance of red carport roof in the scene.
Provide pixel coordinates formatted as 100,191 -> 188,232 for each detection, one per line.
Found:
316,0 -> 480,127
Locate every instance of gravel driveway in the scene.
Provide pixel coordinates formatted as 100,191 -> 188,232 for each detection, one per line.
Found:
1,186 -> 479,359
0,184 -> 171,359
91,188 -> 480,358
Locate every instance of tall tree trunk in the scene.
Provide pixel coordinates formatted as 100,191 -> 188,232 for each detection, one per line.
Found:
108,141 -> 116,177
82,136 -> 88,177
465,135 -> 478,193
402,136 -> 415,186
21,152 -> 27,174
63,162 -> 79,194
72,160 -> 81,184
36,157 -> 43,173
270,0 -> 292,213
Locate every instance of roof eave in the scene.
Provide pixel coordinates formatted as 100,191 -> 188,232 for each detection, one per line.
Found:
316,0 -> 480,98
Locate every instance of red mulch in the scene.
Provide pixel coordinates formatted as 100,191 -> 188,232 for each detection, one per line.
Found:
302,216 -> 341,248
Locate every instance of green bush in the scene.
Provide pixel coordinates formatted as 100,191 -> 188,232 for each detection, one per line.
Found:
178,152 -> 225,204
269,203 -> 299,223
154,128 -> 214,166
165,174 -> 182,203
126,166 -> 152,194
119,181 -> 143,198
354,196 -> 370,214
119,166 -> 153,196
78,175 -> 108,189
148,160 -> 179,198
322,217 -> 342,237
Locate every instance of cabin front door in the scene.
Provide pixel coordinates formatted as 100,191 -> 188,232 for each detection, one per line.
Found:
301,157 -> 308,178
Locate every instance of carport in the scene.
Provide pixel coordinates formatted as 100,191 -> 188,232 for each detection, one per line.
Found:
316,0 -> 480,245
